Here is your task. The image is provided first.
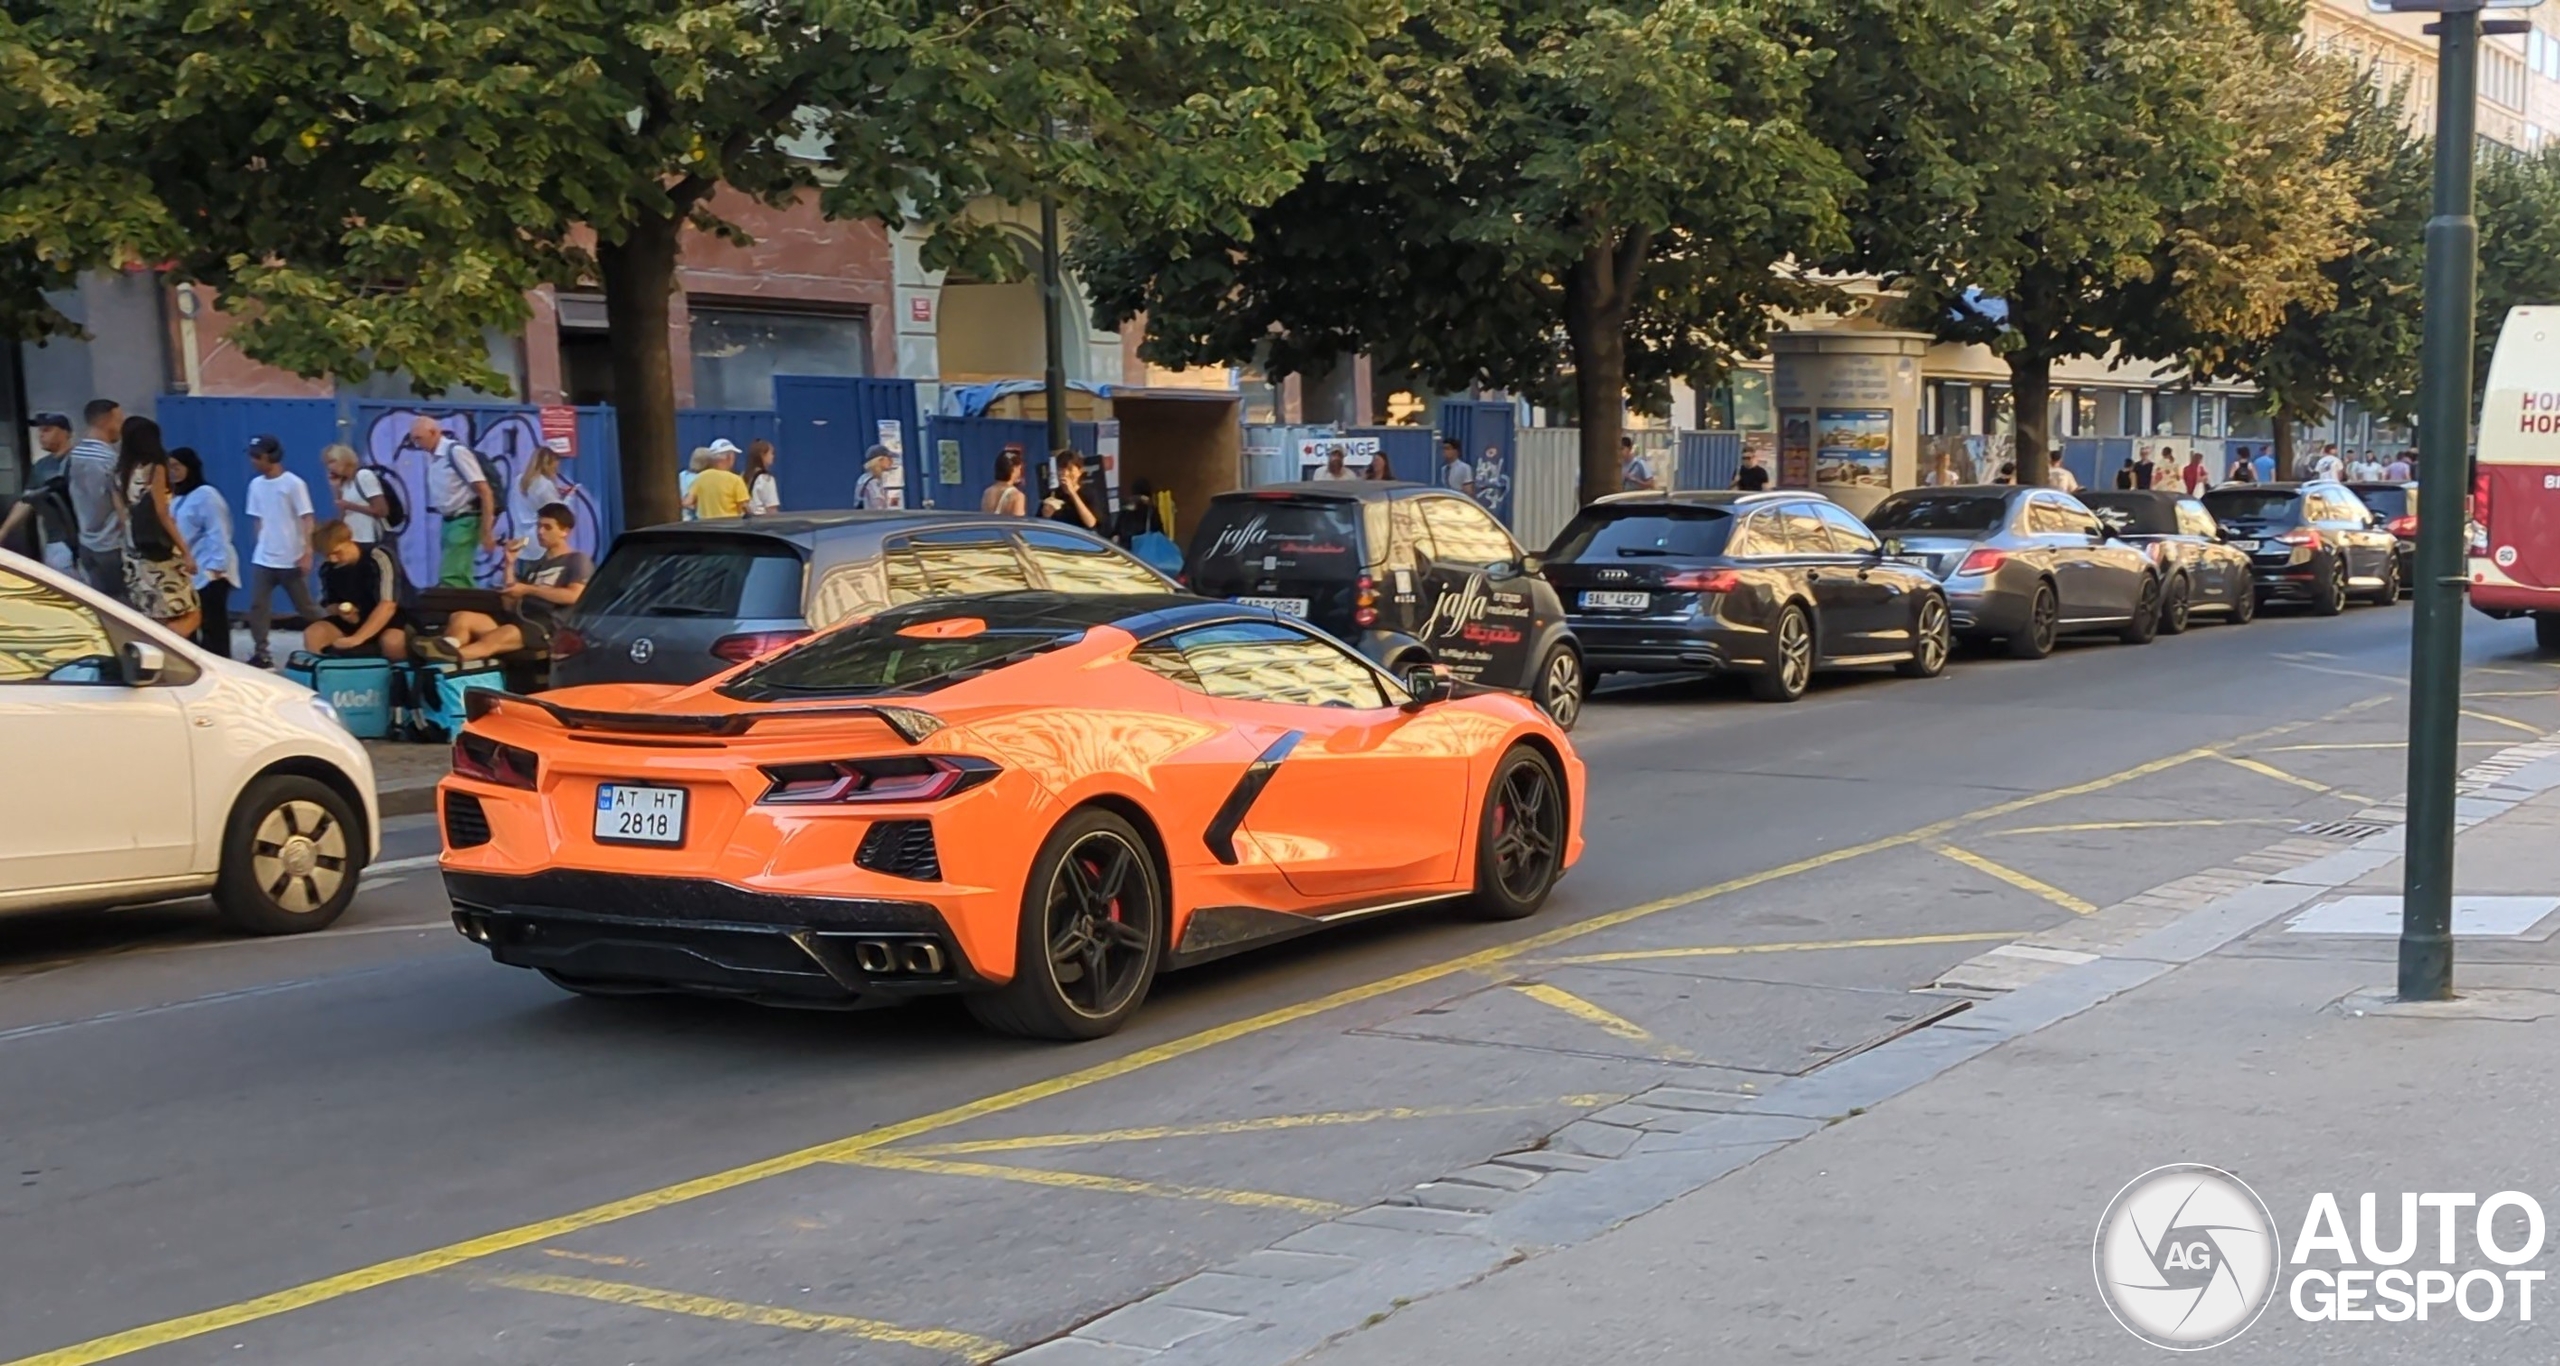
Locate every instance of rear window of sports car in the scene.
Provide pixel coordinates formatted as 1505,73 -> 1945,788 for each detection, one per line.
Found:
721,622 -> 1078,699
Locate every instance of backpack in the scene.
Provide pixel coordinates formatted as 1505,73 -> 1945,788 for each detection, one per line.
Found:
362,465 -> 410,535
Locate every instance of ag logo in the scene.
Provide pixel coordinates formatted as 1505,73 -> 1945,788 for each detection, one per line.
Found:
629,637 -> 655,665
2094,1164 -> 2277,1351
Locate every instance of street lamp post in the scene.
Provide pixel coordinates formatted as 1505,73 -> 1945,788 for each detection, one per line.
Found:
2382,0 -> 2539,1001
1038,193 -> 1073,459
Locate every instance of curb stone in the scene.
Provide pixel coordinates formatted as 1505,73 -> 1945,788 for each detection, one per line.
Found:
994,727 -> 2560,1366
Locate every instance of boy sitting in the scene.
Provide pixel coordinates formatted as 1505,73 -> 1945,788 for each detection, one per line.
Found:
302,520 -> 412,660
413,502 -> 591,664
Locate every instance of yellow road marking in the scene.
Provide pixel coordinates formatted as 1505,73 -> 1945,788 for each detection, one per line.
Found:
1541,930 -> 2021,967
831,1152 -> 1346,1216
2258,741 -> 2506,751
5,713 -> 2356,1366
1986,818 -> 2293,835
2464,690 -> 2555,698
2461,708 -> 2545,736
1932,844 -> 2098,915
539,1249 -> 635,1268
895,1102 -> 1575,1157
2209,753 -> 2379,804
1511,983 -> 1656,1042
479,1273 -> 1005,1361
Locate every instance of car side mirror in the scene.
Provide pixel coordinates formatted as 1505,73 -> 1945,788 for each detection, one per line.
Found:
1518,553 -> 1544,577
120,639 -> 166,687
1401,665 -> 1455,712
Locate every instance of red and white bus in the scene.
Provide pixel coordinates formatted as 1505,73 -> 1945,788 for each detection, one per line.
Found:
2471,305 -> 2560,654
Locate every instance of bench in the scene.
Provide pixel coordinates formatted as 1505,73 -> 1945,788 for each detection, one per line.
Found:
412,586 -> 552,693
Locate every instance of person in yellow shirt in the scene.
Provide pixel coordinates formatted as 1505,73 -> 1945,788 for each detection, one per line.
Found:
685,439 -> 752,520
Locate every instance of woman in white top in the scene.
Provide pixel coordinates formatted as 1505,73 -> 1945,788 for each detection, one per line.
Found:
680,447 -> 715,520
323,443 -> 389,548
170,446 -> 239,657
981,448 -> 1028,516
745,440 -> 781,516
511,445 -> 571,539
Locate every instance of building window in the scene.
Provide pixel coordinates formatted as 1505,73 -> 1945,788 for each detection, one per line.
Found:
2075,392 -> 2100,437
2120,391 -> 2150,437
1935,382 -> 1974,436
2196,395 -> 2223,439
688,306 -> 871,410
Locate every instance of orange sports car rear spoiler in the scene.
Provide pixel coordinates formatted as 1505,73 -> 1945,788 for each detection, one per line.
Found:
464,690 -> 946,744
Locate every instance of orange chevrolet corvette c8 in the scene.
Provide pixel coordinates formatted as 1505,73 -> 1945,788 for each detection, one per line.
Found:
440,592 -> 1585,1038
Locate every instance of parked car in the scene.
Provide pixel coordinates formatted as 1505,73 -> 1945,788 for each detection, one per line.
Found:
1540,490 -> 1950,702
2344,480 -> 2419,595
0,548 -> 379,933
2200,482 -> 2401,614
2074,490 -> 2258,631
553,512 -> 1178,687
1182,483 -> 1586,728
1861,486 -> 2163,659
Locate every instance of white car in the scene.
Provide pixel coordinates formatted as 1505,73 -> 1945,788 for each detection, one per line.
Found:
0,548 -> 377,932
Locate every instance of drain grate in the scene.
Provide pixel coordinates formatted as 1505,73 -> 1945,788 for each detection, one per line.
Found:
2294,819 -> 2395,841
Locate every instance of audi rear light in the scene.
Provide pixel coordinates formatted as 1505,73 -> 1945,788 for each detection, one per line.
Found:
1663,569 -> 1741,593
2388,515 -> 2417,538
711,629 -> 812,663
758,755 -> 999,805
1956,548 -> 2008,576
550,626 -> 585,658
1354,573 -> 1379,627
452,732 -> 539,790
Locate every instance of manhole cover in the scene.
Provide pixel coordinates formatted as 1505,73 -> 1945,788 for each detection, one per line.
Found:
2293,819 -> 2395,840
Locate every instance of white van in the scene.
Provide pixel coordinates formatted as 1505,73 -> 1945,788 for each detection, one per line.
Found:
2471,305 -> 2560,653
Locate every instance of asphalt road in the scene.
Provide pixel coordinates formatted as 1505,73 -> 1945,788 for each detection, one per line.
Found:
4,599 -> 2556,1366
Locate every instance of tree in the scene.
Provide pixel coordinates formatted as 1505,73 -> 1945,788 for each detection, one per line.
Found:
1869,0 -> 2316,485
17,0 -> 1388,525
1077,0 -> 1853,505
2476,144 -> 2560,393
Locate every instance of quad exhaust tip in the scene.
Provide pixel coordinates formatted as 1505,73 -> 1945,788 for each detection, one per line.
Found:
847,939 -> 948,977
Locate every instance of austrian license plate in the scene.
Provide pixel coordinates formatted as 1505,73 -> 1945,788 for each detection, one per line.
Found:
1579,590 -> 1652,611
2229,539 -> 2261,553
595,784 -> 686,846
1237,596 -> 1310,618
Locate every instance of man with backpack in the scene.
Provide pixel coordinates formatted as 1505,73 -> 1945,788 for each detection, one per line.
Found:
1,414 -> 81,571
410,414 -> 493,587
325,443 -> 402,551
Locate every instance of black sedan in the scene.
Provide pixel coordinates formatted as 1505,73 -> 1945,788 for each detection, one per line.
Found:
1542,491 -> 1950,703
2075,490 -> 2258,632
2201,482 -> 2402,614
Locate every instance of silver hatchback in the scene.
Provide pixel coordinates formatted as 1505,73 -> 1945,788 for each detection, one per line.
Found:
1862,486 -> 2163,659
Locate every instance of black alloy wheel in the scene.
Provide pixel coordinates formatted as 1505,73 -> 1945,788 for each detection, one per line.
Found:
2312,555 -> 2349,616
1535,644 -> 1585,731
1466,747 -> 1566,920
2366,554 -> 2401,605
2005,584 -> 2059,660
967,809 -> 1163,1040
1751,605 -> 1815,702
2229,581 -> 2258,625
2159,574 -> 2193,635
1896,594 -> 1952,678
2118,575 -> 2161,645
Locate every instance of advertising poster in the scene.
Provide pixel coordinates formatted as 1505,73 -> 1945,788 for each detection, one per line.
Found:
1779,409 -> 1815,487
1096,419 -> 1123,507
1815,409 -> 1892,489
937,439 -> 964,487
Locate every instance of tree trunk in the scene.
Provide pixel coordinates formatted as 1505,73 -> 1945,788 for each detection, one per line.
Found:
2272,414 -> 2295,475
1563,234 -> 1647,507
599,211 -> 684,530
2008,352 -> 2053,487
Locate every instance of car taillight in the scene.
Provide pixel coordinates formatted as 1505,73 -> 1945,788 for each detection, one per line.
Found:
2278,529 -> 2319,547
1956,548 -> 2008,576
1354,573 -> 1378,627
757,755 -> 999,805
550,626 -> 584,658
1663,569 -> 1741,593
711,629 -> 812,663
2388,515 -> 2417,538
452,732 -> 538,790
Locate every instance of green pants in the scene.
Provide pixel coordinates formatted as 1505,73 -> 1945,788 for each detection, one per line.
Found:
439,514 -> 482,587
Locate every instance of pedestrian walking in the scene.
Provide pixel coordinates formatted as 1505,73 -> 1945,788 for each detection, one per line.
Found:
680,447 -> 714,519
29,411 -> 73,486
1,413 -> 80,572
854,446 -> 898,509
1733,452 -> 1771,492
67,399 -> 127,598
510,444 -> 572,542
1313,448 -> 1357,482
1924,452 -> 1957,487
242,434 -> 321,669
2350,451 -> 2386,481
1620,435 -> 1659,493
2313,445 -> 2344,482
170,447 -> 238,658
1436,437 -> 1475,497
982,447 -> 1028,516
114,417 -> 200,638
2182,449 -> 2211,495
1042,450 -> 1102,530
2152,447 -> 2179,493
685,441 -> 751,520
1366,448 -> 1397,480
2127,446 -> 2153,488
2252,447 -> 2277,484
744,440 -> 781,515
411,416 -> 494,586
324,443 -> 389,549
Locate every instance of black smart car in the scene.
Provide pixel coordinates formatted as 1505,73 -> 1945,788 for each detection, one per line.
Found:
2200,482 -> 2402,614
1182,482 -> 1586,728
1542,491 -> 1950,702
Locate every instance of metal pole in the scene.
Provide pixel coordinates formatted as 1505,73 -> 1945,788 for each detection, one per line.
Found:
1038,194 -> 1073,458
2399,4 -> 2483,1002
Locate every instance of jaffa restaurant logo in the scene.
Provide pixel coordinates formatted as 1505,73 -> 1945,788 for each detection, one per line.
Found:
2093,1165 -> 2280,1350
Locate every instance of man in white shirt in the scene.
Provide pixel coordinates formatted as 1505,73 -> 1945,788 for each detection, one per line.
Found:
412,414 -> 494,586
1436,438 -> 1475,496
242,434 -> 321,669
1311,448 -> 1357,481
2313,445 -> 2344,482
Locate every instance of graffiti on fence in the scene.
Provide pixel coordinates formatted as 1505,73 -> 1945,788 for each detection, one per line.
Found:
360,408 -> 604,591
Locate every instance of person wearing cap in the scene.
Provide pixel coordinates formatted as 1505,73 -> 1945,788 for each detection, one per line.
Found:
410,414 -> 494,587
0,414 -> 80,571
29,412 -> 73,485
685,439 -> 751,520
242,434 -> 321,668
854,445 -> 898,510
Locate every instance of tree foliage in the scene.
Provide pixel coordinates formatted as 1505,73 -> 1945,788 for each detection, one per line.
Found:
2476,144 -> 2560,391
1077,0 -> 1854,503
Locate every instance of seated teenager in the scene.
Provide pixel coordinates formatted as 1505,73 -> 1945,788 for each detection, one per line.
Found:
302,520 -> 411,660
415,502 -> 591,664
